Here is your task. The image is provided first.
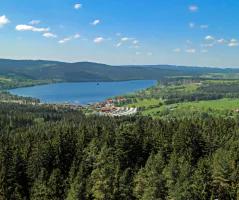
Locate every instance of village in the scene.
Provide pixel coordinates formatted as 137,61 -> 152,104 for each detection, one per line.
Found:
0,95 -> 138,116
41,97 -> 138,116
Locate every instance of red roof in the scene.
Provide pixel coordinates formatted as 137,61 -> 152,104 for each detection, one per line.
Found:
100,107 -> 114,112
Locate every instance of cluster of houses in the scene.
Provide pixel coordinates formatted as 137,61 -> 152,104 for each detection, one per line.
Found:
100,107 -> 138,116
98,98 -> 127,107
105,98 -> 127,103
40,98 -> 137,116
41,98 -> 127,110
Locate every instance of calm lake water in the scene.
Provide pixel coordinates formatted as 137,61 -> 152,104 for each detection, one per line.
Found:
8,80 -> 156,105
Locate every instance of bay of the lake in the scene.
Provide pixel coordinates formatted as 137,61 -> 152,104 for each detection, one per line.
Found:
8,80 -> 156,105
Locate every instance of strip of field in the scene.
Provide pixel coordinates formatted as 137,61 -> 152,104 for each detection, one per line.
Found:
126,99 -> 162,108
177,85 -> 199,91
141,98 -> 239,116
179,98 -> 239,109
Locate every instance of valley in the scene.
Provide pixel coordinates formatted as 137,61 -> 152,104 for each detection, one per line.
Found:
1,59 -> 239,90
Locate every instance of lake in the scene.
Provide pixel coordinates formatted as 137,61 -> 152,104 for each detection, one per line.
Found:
8,80 -> 156,105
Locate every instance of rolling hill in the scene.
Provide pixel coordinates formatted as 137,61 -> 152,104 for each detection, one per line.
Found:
0,59 -> 239,85
0,59 -> 214,82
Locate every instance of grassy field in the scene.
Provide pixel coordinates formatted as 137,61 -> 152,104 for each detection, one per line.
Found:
200,75 -> 213,78
201,73 -> 239,80
180,98 -> 239,109
182,85 -> 199,91
207,79 -> 239,83
127,99 -> 162,108
141,98 -> 239,116
167,85 -> 200,91
142,107 -> 164,116
0,77 -> 12,82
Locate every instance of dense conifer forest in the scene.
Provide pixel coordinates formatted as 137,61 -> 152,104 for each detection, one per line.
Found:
0,102 -> 239,199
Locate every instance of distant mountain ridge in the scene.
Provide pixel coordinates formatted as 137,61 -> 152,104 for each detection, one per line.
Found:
0,59 -> 238,82
122,64 -> 239,72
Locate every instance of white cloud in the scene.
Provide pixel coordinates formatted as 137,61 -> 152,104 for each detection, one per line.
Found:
136,52 -> 140,55
147,52 -> 152,56
93,37 -> 104,43
217,38 -> 225,43
129,46 -> 140,49
189,23 -> 195,28
121,37 -> 135,41
186,40 -> 193,44
201,50 -> 208,53
58,37 -> 71,44
228,39 -> 238,46
32,27 -> 50,32
189,6 -> 198,12
91,20 -> 100,25
200,25 -> 208,28
16,24 -> 50,32
173,48 -> 180,52
201,44 -> 213,47
29,20 -> 40,25
133,40 -> 139,44
205,35 -> 214,40
116,33 -> 121,36
0,15 -> 10,28
116,42 -> 122,47
228,43 -> 238,47
74,4 -> 82,9
43,33 -> 57,38
185,49 -> 196,53
74,34 -> 80,39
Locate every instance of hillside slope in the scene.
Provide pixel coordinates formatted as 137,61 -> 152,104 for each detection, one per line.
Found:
22,62 -> 204,81
0,59 -> 204,82
0,59 -> 239,84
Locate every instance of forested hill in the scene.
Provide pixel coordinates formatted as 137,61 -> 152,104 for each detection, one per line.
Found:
123,64 -> 239,73
0,59 -> 203,82
23,62 -> 204,81
2,59 -> 239,82
1,59 -> 239,90
0,59 -> 65,72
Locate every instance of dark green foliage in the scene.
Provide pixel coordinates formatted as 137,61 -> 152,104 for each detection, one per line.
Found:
1,102 -> 239,199
134,151 -> 166,200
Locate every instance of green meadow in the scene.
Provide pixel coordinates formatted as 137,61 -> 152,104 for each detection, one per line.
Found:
141,98 -> 239,116
126,99 -> 162,108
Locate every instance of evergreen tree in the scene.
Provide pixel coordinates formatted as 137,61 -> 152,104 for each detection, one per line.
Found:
134,151 -> 167,200
91,146 -> 119,200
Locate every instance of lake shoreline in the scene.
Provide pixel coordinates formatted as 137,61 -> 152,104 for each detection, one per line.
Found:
7,80 -> 157,105
2,78 -> 157,91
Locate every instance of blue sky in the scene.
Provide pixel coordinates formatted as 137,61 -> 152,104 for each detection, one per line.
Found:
1,0 -> 239,67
